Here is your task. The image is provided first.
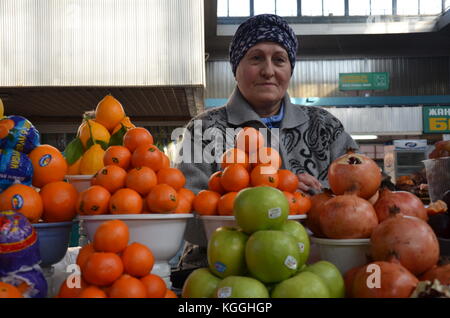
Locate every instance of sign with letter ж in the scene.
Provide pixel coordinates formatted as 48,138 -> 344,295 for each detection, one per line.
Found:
423,106 -> 450,133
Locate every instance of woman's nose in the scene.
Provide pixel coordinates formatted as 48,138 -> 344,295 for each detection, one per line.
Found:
260,61 -> 275,78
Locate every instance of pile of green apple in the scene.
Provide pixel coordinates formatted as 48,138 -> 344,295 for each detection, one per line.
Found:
182,186 -> 345,298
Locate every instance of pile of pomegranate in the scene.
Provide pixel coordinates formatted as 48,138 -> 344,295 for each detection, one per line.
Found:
306,149 -> 448,298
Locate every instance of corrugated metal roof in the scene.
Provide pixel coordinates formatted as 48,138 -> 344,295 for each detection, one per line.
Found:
325,106 -> 423,135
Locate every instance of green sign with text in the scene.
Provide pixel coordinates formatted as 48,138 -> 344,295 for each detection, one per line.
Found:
339,72 -> 389,90
423,106 -> 450,133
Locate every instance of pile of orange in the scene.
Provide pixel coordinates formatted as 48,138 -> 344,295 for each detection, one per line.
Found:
194,127 -> 312,216
56,219 -> 177,298
77,127 -> 194,215
66,94 -> 136,175
0,144 -> 78,224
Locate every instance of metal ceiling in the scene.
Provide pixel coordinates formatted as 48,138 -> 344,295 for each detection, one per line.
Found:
1,86 -> 204,126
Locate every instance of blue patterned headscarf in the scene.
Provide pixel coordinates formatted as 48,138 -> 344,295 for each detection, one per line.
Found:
229,14 -> 298,76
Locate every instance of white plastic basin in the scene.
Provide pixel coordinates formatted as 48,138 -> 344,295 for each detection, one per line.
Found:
200,214 -> 307,240
310,236 -> 371,275
79,213 -> 193,262
65,175 -> 93,193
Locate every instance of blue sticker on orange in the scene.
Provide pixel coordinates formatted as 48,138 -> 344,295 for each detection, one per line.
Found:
11,194 -> 24,210
39,154 -> 52,167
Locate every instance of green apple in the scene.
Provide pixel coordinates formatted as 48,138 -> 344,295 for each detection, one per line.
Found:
214,276 -> 269,298
182,267 -> 222,298
207,226 -> 248,278
279,220 -> 310,268
245,230 -> 301,283
234,187 -> 289,234
301,260 -> 345,298
271,271 -> 331,298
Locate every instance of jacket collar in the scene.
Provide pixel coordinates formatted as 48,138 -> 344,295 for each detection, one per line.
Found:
226,87 -> 309,129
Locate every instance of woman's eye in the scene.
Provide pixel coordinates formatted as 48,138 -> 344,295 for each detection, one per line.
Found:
274,57 -> 287,64
250,55 -> 262,61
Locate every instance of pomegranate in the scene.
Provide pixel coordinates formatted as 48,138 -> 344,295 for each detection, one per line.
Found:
305,189 -> 334,237
368,190 -> 379,205
319,193 -> 379,239
373,187 -> 428,222
370,210 -> 439,276
344,265 -> 364,298
351,260 -> 418,298
420,264 -> 450,285
328,149 -> 381,199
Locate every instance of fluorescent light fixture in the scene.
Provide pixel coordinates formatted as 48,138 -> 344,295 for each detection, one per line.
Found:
351,135 -> 378,140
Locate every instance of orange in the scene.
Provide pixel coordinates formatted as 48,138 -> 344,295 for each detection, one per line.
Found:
208,171 -> 225,194
108,274 -> 147,298
284,191 -> 299,215
78,286 -> 107,298
220,164 -> 250,192
0,184 -> 43,223
217,192 -> 238,216
131,144 -> 163,171
93,219 -> 129,253
0,282 -> 22,298
123,127 -> 154,153
0,125 -> 9,139
0,118 -> 15,130
294,191 -> 312,215
121,242 -> 155,277
67,157 -> 82,175
103,145 -> 132,170
220,148 -> 250,170
94,165 -> 127,194
173,197 -> 192,214
77,185 -> 111,215
95,95 -> 126,132
146,184 -> 178,213
76,243 -> 96,270
28,144 -> 68,188
277,169 -> 299,193
178,188 -> 196,204
125,166 -> 157,196
79,144 -> 105,175
248,146 -> 282,169
111,116 -> 135,135
156,167 -> 186,191
161,152 -> 171,169
164,289 -> 178,298
235,127 -> 265,154
109,188 -> 143,214
250,164 -> 279,188
57,277 -> 88,298
40,181 -> 79,222
140,274 -> 167,298
82,252 -> 124,286
193,190 -> 221,216
78,120 -> 111,150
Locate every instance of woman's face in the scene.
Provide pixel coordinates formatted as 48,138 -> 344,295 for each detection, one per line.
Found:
235,42 -> 292,115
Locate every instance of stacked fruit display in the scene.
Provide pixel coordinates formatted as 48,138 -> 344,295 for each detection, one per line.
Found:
304,149 -> 447,298
76,126 -> 193,215
56,219 -> 177,298
64,95 -> 135,175
0,112 -> 77,298
193,127 -> 311,216
182,186 -> 345,298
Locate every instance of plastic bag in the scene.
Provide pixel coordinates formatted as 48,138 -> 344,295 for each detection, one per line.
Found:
0,148 -> 33,192
0,115 -> 40,154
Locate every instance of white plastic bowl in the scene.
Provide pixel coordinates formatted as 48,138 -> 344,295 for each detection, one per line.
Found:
200,214 -> 307,241
65,175 -> 94,193
310,236 -> 371,275
79,214 -> 193,262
